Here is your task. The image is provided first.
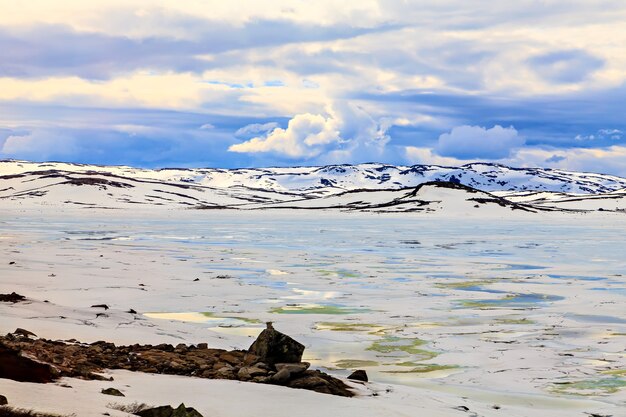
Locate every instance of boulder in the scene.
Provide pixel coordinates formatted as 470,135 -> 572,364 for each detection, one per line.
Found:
347,369 -> 368,382
0,342 -> 58,383
237,364 -> 269,380
275,362 -> 309,376
269,367 -> 291,384
12,329 -> 37,338
288,375 -> 329,389
101,388 -> 125,397
135,403 -> 203,417
248,323 -> 304,366
0,395 -> 7,405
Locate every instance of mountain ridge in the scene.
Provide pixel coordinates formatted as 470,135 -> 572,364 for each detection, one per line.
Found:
2,160 -> 626,195
2,160 -> 626,213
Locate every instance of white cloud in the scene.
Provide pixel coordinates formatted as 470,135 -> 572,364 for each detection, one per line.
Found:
509,146 -> 626,177
229,102 -> 391,161
404,146 -> 468,166
406,143 -> 626,177
199,123 -> 215,130
234,122 -> 280,138
435,125 -> 525,159
2,131 -> 78,159
229,112 -> 340,158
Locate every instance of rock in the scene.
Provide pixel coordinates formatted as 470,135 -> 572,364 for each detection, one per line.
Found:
288,375 -> 328,389
236,367 -> 252,380
248,323 -> 305,365
242,352 -> 259,365
0,333 -> 353,397
215,365 -> 235,379
127,308 -> 138,314
155,343 -> 174,352
347,369 -> 368,382
0,394 -> 7,405
101,387 -> 125,397
12,328 -> 37,338
238,364 -> 268,380
0,293 -> 25,303
275,362 -> 309,376
135,403 -> 203,417
218,351 -> 241,366
0,342 -> 58,383
288,371 -> 355,396
269,367 -> 291,384
196,343 -> 208,350
91,304 -> 109,310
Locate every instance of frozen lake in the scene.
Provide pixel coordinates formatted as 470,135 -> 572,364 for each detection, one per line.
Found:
1,209 -> 625,410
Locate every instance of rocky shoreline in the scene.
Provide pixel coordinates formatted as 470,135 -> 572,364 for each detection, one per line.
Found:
0,324 -> 355,398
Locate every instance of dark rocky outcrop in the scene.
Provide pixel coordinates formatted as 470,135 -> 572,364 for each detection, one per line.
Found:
0,326 -> 354,397
135,403 -> 203,417
0,394 -> 7,405
0,341 -> 58,383
0,293 -> 26,303
248,322 -> 305,365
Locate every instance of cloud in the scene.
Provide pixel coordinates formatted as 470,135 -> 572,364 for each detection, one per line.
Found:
0,20 -> 394,79
0,128 -> 16,150
575,128 -> 624,142
404,146 -> 466,166
199,123 -> 215,130
229,113 -> 340,158
405,143 -> 626,178
435,125 -> 524,159
545,154 -> 566,163
528,49 -> 604,84
510,146 -> 626,177
229,103 -> 391,161
2,130 -> 79,159
235,122 -> 280,138
0,105 -> 248,167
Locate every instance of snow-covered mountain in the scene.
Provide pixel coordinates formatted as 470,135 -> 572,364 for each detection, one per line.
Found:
3,160 -> 626,195
2,160 -> 626,213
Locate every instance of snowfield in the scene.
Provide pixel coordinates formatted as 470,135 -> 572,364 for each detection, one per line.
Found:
2,160 -> 626,213
1,161 -> 625,417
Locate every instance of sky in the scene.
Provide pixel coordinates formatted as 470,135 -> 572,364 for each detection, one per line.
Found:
1,1 -> 626,175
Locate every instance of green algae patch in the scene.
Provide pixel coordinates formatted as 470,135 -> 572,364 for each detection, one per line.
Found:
334,359 -> 380,369
315,321 -> 384,332
435,280 -> 497,289
383,363 -> 458,374
145,312 -> 258,326
269,304 -> 371,315
550,377 -> 626,396
200,312 -> 262,324
602,369 -> 626,377
456,293 -> 564,310
317,269 -> 360,278
494,317 -> 536,325
367,336 -> 437,360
